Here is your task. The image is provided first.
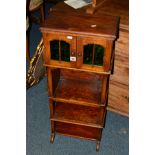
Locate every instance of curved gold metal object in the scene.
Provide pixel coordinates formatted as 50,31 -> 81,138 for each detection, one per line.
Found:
26,38 -> 45,89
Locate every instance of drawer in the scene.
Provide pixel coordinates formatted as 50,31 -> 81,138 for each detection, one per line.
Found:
115,30 -> 129,57
110,52 -> 129,85
108,80 -> 129,116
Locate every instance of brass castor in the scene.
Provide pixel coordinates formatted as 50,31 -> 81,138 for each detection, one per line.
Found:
96,141 -> 100,151
50,133 -> 55,144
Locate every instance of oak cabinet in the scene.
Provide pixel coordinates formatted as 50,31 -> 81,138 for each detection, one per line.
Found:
40,4 -> 119,151
49,0 -> 129,116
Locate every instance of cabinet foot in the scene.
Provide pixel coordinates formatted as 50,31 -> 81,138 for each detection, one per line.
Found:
50,133 -> 55,144
96,141 -> 100,151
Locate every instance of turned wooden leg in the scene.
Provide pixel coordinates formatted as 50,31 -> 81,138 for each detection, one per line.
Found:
50,133 -> 55,144
96,141 -> 100,152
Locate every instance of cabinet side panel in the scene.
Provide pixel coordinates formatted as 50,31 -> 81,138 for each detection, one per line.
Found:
42,33 -> 51,64
104,40 -> 113,72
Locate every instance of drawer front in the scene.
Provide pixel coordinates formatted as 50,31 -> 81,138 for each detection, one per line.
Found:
115,30 -> 129,53
108,29 -> 129,116
108,80 -> 129,116
110,51 -> 129,85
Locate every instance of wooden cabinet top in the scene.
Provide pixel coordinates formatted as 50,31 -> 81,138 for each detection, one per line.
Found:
40,3 -> 119,40
41,0 -> 128,30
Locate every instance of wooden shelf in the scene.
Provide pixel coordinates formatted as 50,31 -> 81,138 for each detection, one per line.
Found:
51,78 -> 103,107
51,102 -> 104,128
55,122 -> 102,140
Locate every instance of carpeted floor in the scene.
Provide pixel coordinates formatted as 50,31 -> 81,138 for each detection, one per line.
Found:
26,78 -> 129,155
26,2 -> 129,154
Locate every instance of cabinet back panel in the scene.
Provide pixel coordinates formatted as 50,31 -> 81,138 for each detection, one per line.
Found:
60,69 -> 104,81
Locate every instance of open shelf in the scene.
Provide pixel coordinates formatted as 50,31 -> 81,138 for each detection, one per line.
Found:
51,102 -> 105,128
51,78 -> 102,107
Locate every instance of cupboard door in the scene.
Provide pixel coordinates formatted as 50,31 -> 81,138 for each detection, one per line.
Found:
77,36 -> 110,72
43,33 -> 77,67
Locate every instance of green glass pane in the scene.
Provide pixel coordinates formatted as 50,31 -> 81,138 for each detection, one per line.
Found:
61,41 -> 70,62
94,45 -> 104,66
83,44 -> 93,64
50,40 -> 59,60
